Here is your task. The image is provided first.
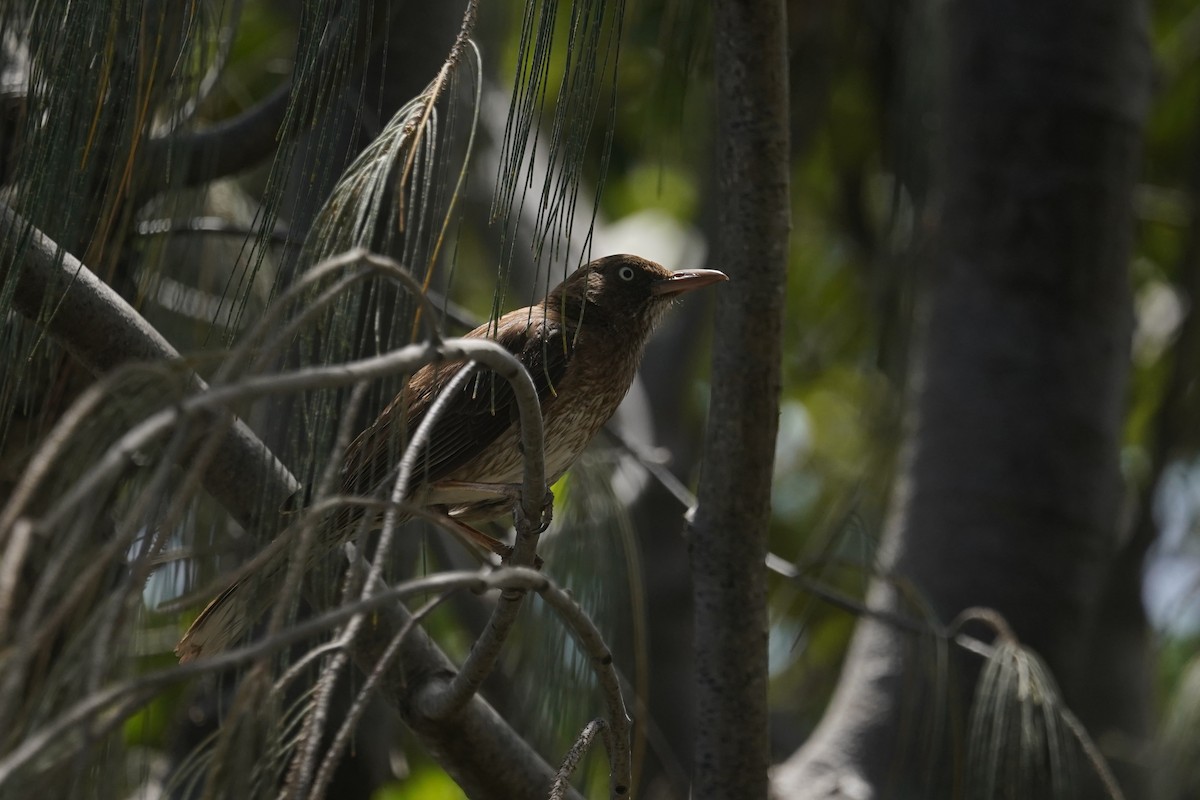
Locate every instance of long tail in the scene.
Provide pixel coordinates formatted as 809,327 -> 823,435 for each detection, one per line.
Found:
175,580 -> 253,663
174,503 -> 418,662
174,536 -> 292,663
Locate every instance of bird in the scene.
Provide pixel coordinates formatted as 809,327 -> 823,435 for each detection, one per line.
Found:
175,254 -> 727,662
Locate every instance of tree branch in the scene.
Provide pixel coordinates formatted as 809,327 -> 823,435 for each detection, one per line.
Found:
1,202 -> 298,533
0,210 -> 576,799
139,80 -> 293,198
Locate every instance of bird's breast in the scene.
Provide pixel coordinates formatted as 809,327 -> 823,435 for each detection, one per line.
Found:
446,332 -> 641,491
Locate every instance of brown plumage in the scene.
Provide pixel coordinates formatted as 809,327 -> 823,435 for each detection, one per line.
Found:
175,254 -> 727,662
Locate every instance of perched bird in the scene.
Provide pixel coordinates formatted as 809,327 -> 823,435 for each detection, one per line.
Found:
175,254 -> 727,662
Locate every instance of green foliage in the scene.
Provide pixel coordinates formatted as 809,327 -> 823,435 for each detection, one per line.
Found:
374,772 -> 467,800
601,161 -> 698,221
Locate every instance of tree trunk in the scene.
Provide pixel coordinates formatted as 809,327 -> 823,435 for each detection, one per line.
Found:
773,0 -> 1151,796
691,0 -> 790,796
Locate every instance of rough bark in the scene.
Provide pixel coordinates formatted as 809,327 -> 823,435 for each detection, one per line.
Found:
773,0 -> 1150,796
690,0 -> 790,796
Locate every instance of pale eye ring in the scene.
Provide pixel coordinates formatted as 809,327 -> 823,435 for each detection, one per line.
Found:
618,265 -> 635,281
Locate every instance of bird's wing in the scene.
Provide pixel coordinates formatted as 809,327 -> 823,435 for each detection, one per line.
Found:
342,314 -> 573,495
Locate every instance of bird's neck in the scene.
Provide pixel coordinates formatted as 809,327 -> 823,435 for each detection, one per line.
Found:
541,290 -> 591,332
545,290 -> 653,372
547,288 -> 648,332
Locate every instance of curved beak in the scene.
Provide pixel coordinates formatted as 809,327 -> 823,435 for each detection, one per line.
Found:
651,268 -> 729,297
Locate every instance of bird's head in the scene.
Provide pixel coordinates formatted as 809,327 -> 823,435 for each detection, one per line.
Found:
547,254 -> 728,332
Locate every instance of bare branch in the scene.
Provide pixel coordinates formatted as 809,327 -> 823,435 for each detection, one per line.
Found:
0,569 -> 596,799
278,383 -> 372,800
0,520 -> 31,642
0,202 -> 300,534
139,79 -> 293,197
552,719 -> 612,800
532,572 -> 632,798
0,569 -> 486,786
0,213 -> 568,797
7,332 -> 544,544
309,591 -> 453,798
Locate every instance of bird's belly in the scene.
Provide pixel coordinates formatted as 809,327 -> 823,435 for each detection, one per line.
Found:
442,390 -> 618,496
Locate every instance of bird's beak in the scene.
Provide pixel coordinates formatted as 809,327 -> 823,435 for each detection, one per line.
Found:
651,268 -> 729,297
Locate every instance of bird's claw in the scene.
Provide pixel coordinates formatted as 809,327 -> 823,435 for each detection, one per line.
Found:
512,487 -> 554,534
537,488 -> 555,533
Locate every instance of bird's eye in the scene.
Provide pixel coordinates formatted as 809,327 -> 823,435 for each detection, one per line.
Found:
618,266 -> 635,281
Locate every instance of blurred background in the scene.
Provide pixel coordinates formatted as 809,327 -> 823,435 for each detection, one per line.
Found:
0,0 -> 1198,798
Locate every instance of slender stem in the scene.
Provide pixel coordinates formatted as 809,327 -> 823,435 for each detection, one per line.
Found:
552,719 -> 610,800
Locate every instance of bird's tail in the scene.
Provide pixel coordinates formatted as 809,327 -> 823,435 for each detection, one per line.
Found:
175,580 -> 252,663
174,536 -> 292,664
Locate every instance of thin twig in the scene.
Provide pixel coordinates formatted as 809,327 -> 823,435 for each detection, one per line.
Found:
278,383 -> 371,800
2,162 -> 571,800
1059,705 -> 1128,800
135,215 -> 290,243
0,520 -> 33,643
552,719 -> 611,800
26,335 -> 543,540
420,579 -> 528,718
355,360 -> 481,628
416,567 -> 632,796
266,382 -> 370,646
222,247 -> 445,384
309,591 -> 453,798
1,202 -> 302,536
532,572 -> 632,798
0,569 -> 495,787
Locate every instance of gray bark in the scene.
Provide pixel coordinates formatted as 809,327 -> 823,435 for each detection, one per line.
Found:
774,0 -> 1151,796
691,0 -> 790,796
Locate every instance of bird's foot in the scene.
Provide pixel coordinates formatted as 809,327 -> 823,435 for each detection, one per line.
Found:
537,488 -> 555,533
511,486 -> 554,534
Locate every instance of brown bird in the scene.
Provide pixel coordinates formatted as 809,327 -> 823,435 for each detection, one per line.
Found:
175,254 -> 727,662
